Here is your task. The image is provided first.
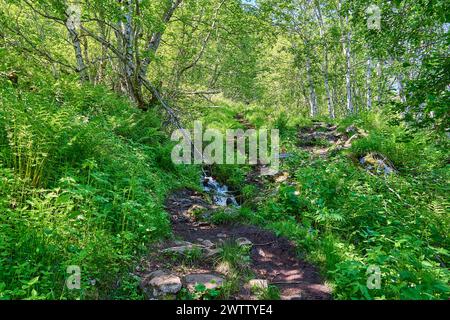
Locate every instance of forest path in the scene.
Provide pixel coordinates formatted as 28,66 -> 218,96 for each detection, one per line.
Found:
137,189 -> 331,300
296,120 -> 365,157
136,114 -> 332,300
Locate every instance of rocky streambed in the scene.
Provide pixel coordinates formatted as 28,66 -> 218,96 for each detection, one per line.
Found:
136,188 -> 331,300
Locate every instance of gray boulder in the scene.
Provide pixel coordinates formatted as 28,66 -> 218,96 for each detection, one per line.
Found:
184,273 -> 224,292
147,270 -> 182,297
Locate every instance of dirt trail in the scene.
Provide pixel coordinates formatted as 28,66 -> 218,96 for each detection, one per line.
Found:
167,190 -> 331,300
137,114 -> 332,300
137,189 -> 331,300
297,121 -> 368,157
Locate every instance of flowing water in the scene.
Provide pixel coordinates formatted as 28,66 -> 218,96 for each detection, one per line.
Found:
201,175 -> 239,207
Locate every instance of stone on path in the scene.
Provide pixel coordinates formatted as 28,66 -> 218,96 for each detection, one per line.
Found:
236,237 -> 253,247
184,273 -> 224,292
147,270 -> 182,297
360,152 -> 396,175
201,239 -> 215,248
205,247 -> 222,257
162,243 -> 202,254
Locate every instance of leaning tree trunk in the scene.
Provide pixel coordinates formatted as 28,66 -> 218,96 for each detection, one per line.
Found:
67,26 -> 89,83
120,0 -> 145,109
64,3 -> 89,83
139,0 -> 183,83
95,15 -> 109,84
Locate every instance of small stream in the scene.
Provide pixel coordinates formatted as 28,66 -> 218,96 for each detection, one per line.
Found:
201,175 -> 239,207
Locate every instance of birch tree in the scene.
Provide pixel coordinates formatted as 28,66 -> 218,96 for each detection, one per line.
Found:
314,0 -> 334,118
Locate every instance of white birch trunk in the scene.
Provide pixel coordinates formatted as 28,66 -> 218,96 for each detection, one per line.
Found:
397,73 -> 407,103
314,2 -> 334,118
366,57 -> 372,110
344,25 -> 353,113
67,27 -> 88,83
119,0 -> 145,107
65,3 -> 88,83
376,61 -> 383,104
339,0 -> 353,114
305,53 -> 318,117
140,0 -> 182,80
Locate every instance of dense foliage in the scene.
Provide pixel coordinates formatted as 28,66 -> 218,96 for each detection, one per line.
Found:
0,0 -> 448,300
0,51 -> 199,299
243,109 -> 449,299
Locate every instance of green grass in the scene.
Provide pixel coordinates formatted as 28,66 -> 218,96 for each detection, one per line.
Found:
217,240 -> 252,273
0,71 -> 200,299
253,285 -> 281,300
1,55 -> 448,301
214,240 -> 253,299
210,108 -> 449,300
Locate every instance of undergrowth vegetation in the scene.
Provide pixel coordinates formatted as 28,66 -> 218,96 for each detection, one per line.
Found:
0,0 -> 448,303
0,61 -> 199,299
225,108 -> 449,300
195,101 -> 449,300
